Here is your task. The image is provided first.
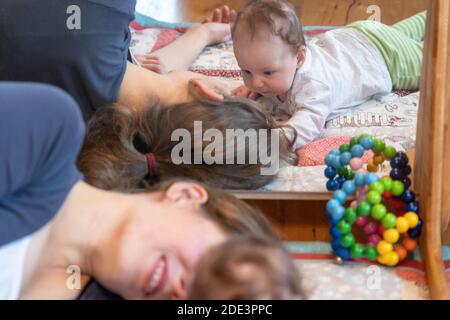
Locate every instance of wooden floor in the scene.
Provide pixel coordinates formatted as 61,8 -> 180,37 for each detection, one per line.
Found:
139,0 -> 429,25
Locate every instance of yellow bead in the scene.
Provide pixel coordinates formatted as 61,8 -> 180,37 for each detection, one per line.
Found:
384,229 -> 400,243
386,252 -> 400,267
377,240 -> 393,255
367,160 -> 378,172
396,217 -> 410,233
404,212 -> 419,228
373,154 -> 385,165
377,253 -> 390,265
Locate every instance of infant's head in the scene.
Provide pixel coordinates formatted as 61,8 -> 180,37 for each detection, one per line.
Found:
232,0 -> 306,98
188,235 -> 305,300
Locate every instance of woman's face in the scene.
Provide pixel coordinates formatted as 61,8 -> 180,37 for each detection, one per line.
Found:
94,182 -> 227,299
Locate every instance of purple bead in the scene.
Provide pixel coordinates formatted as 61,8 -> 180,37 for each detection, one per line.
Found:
390,168 -> 405,180
401,190 -> 416,203
396,151 -> 409,164
405,202 -> 419,213
390,157 -> 405,169
363,222 -> 378,235
404,165 -> 412,176
367,234 -> 382,247
403,177 -> 412,190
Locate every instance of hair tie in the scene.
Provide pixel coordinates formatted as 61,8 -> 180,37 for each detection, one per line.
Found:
146,153 -> 157,177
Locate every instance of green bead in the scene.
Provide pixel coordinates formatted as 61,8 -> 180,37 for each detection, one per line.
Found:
371,204 -> 387,220
369,181 -> 384,194
339,144 -> 351,153
381,213 -> 397,229
372,138 -> 386,153
338,166 -> 348,177
350,244 -> 365,260
357,201 -> 372,217
349,137 -> 359,147
380,177 -> 393,191
365,246 -> 378,260
391,181 -> 405,197
341,234 -> 355,248
337,220 -> 352,234
346,170 -> 355,180
358,133 -> 373,143
383,146 -> 397,160
344,207 -> 357,223
367,191 -> 382,205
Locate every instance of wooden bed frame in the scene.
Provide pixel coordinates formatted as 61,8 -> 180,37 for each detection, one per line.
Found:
234,0 -> 450,300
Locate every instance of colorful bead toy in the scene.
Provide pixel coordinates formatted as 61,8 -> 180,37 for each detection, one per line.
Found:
324,134 -> 423,266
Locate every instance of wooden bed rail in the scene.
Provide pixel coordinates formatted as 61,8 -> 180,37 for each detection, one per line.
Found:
414,0 -> 450,300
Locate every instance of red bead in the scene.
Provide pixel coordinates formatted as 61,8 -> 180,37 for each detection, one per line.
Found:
378,225 -> 385,237
396,210 -> 405,217
382,191 -> 393,200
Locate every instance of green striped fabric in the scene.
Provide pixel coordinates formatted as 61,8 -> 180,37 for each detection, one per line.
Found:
348,11 -> 426,90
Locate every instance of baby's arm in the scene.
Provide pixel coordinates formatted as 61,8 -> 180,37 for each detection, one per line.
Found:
286,80 -> 332,150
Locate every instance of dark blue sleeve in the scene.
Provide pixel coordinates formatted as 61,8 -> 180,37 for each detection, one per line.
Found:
0,82 -> 85,246
0,0 -> 137,121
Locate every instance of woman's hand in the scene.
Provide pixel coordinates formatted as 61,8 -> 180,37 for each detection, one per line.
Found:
232,85 -> 260,100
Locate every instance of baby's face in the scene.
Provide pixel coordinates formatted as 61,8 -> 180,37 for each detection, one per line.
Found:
233,26 -> 303,98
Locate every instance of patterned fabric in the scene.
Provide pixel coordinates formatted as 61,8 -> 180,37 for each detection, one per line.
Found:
348,11 -> 426,90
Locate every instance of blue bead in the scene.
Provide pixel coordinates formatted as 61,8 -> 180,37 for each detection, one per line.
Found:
340,152 -> 352,166
351,144 -> 365,158
401,190 -> 416,203
331,156 -> 342,169
390,168 -> 405,180
331,238 -> 342,251
342,180 -> 356,195
405,202 -> 419,213
365,173 -> 380,185
403,177 -> 412,190
337,176 -> 347,188
326,199 -> 341,213
330,206 -> 345,221
390,157 -> 405,169
329,226 -> 342,239
330,149 -> 341,156
355,172 -> 367,186
407,219 -> 423,239
326,179 -> 340,191
325,154 -> 335,167
333,190 -> 348,204
324,166 -> 337,179
335,247 -> 351,260
360,137 -> 374,150
328,215 -> 340,226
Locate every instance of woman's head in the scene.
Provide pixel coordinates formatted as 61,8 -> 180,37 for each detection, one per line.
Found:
90,179 -> 279,300
78,97 -> 296,191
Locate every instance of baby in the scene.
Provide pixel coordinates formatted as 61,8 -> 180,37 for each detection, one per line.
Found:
188,235 -> 305,300
231,0 -> 426,149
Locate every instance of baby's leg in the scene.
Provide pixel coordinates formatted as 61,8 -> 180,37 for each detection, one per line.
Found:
392,11 -> 427,42
139,6 -> 234,74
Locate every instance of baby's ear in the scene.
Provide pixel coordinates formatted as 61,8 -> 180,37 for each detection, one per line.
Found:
296,46 -> 307,68
189,78 -> 230,102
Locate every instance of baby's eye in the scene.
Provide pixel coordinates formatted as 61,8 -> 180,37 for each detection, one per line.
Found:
242,70 -> 251,76
264,71 -> 274,76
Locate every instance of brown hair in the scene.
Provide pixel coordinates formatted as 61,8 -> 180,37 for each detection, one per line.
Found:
154,179 -> 280,241
232,0 -> 306,52
189,235 -> 304,300
77,98 -> 296,191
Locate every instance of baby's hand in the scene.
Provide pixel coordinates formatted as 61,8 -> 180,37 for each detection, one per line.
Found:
135,54 -> 167,74
232,85 -> 260,100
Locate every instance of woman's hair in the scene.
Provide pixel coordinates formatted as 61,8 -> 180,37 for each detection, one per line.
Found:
188,235 -> 304,300
77,97 -> 296,191
154,179 -> 280,241
232,0 -> 306,52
